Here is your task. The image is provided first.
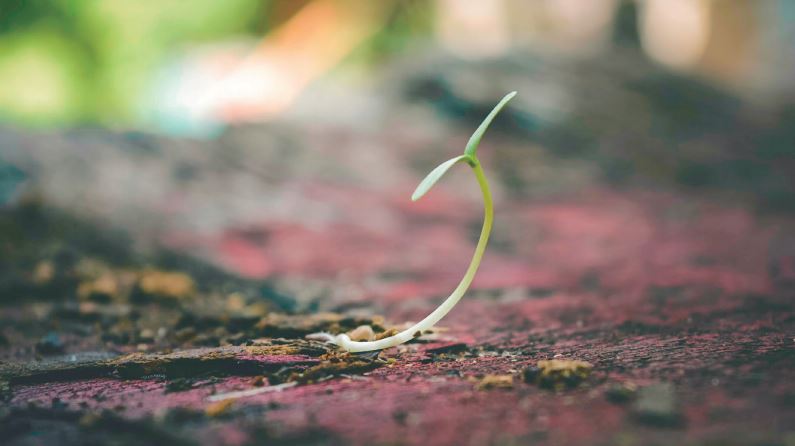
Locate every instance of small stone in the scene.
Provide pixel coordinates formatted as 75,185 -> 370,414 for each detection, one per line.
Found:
632,383 -> 683,427
374,328 -> 400,340
606,382 -> 638,404
139,329 -> 155,342
347,325 -> 376,341
138,270 -> 195,299
77,274 -> 119,301
477,374 -> 514,390
523,359 -> 592,390
205,399 -> 234,418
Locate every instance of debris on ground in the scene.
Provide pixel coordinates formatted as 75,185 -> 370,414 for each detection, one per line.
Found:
2,46 -> 795,444
476,374 -> 514,390
347,325 -> 376,341
632,383 -> 684,427
137,270 -> 195,300
289,350 -> 385,384
523,359 -> 593,390
605,382 -> 638,404
205,399 -> 234,418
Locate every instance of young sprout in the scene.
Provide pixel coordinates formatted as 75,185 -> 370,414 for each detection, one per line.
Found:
309,91 -> 517,352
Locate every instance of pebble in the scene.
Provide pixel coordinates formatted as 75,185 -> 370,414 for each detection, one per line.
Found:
632,383 -> 684,427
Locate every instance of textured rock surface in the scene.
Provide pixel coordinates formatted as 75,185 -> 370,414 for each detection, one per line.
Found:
2,51 -> 795,445
3,182 -> 792,445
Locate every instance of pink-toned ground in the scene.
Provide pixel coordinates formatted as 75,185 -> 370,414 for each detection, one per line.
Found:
3,183 -> 794,446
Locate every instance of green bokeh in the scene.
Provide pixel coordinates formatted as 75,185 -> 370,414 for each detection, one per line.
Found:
0,0 -> 266,126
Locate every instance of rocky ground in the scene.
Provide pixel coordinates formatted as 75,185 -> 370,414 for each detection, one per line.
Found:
1,49 -> 794,445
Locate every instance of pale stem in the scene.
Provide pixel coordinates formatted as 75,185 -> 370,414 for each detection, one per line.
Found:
331,159 -> 493,352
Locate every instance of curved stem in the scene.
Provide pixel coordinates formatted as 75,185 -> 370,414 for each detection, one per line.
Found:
332,158 -> 493,352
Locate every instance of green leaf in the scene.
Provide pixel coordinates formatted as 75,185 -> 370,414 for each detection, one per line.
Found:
411,155 -> 472,201
464,91 -> 517,157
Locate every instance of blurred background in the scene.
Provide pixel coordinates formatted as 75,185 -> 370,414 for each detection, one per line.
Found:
1,0 -> 794,129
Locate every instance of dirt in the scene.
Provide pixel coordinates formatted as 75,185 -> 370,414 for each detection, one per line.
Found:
2,48 -> 795,444
476,374 -> 514,390
523,359 -> 593,390
2,189 -> 794,445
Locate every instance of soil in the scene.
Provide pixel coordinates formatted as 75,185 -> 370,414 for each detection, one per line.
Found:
2,48 -> 795,445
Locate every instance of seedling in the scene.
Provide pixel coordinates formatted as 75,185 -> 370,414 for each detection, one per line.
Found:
309,92 -> 517,352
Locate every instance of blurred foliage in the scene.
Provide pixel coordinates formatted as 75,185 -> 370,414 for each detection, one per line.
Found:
0,0 -> 433,127
0,0 -> 268,126
349,0 -> 432,65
